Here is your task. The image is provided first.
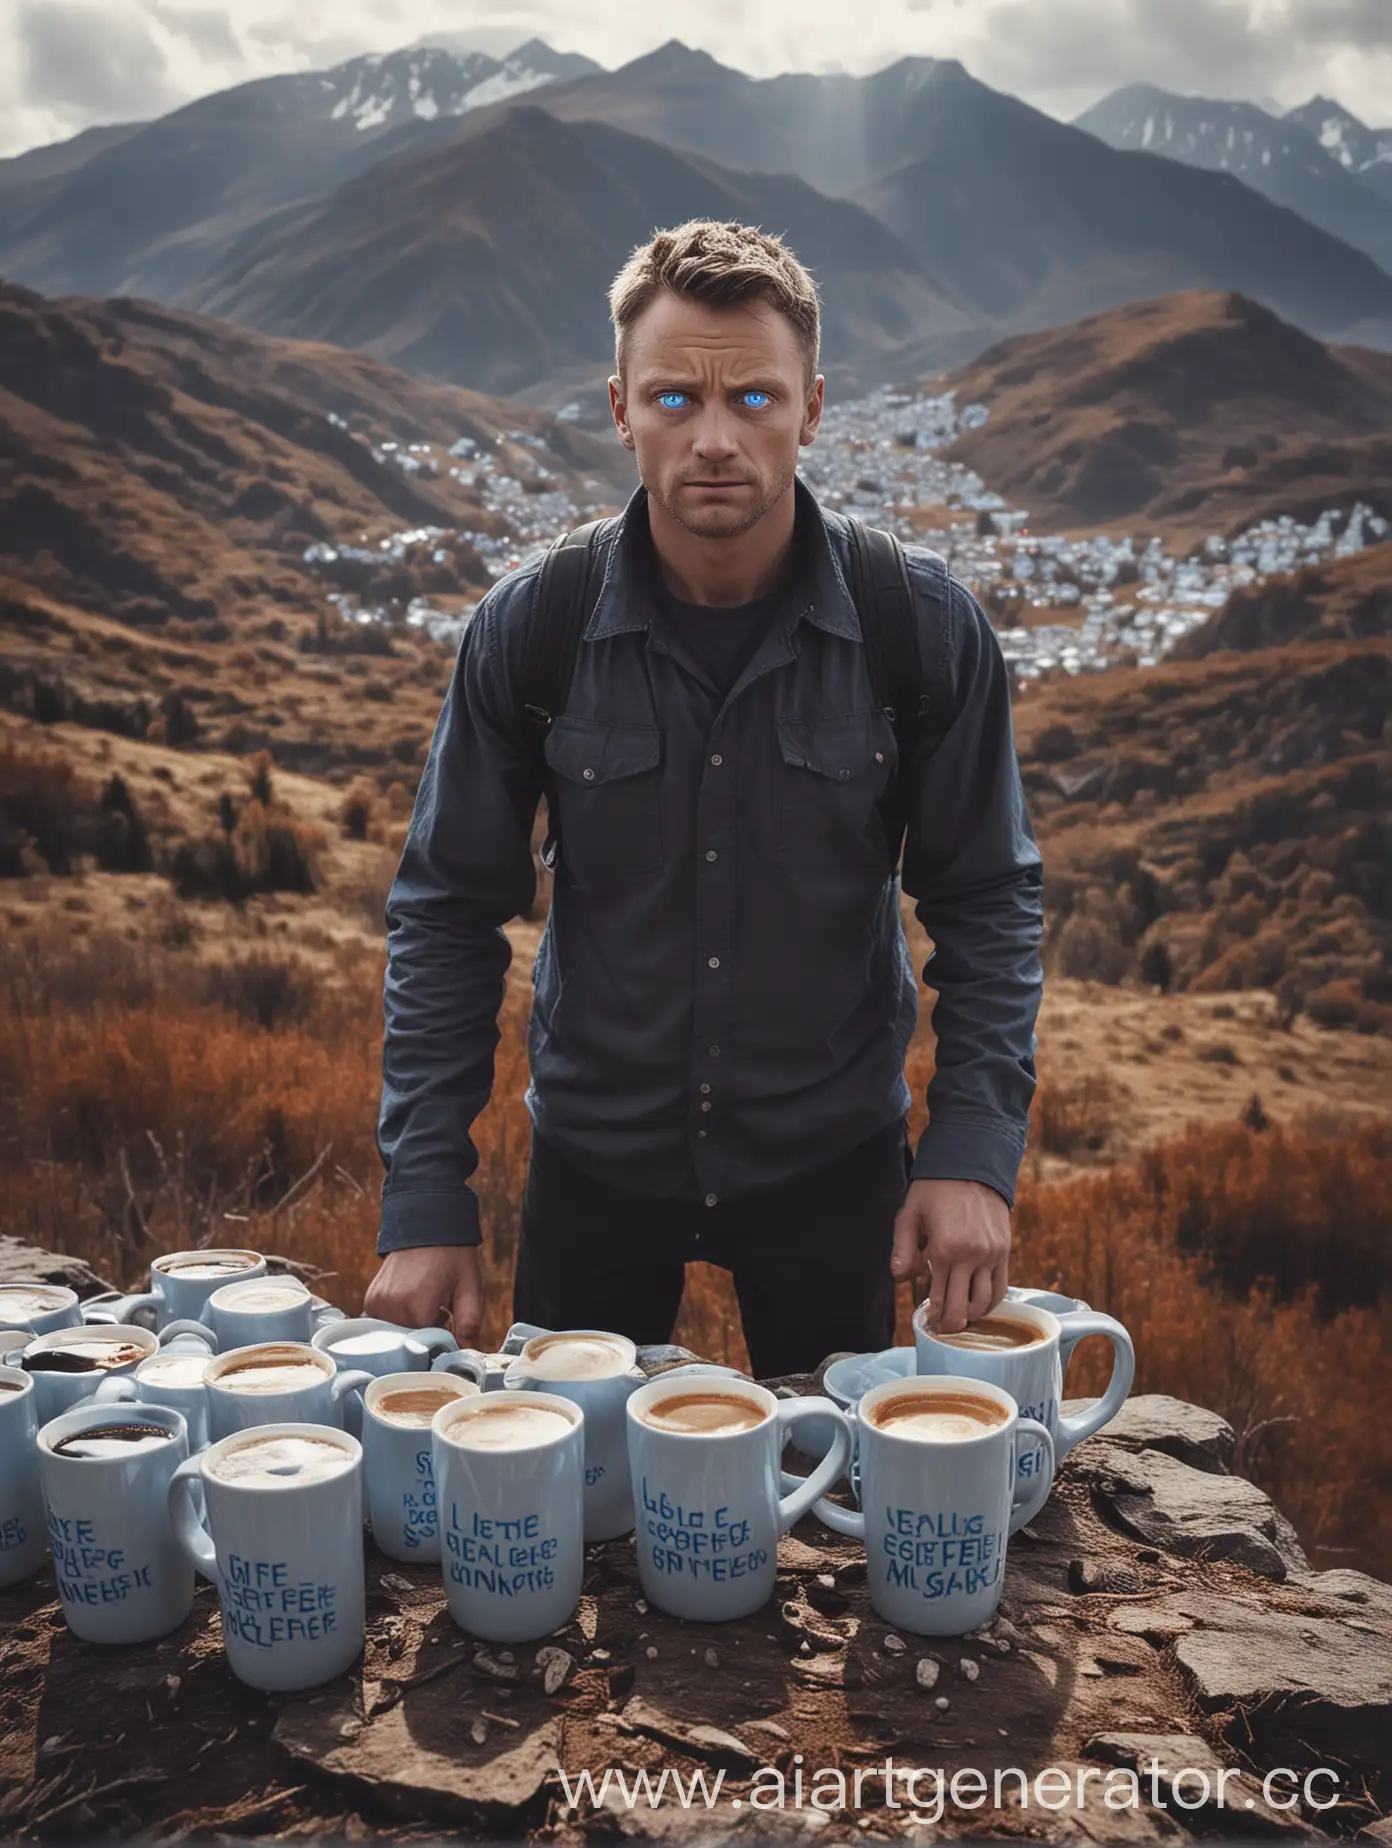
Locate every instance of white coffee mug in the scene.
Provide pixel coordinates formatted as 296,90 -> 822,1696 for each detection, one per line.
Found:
626,1376 -> 853,1623
196,1277 -> 343,1352
813,1376 -> 1054,1636
313,1317 -> 463,1378
204,1343 -> 371,1443
37,1403 -> 195,1644
0,1366 -> 48,1586
0,1283 -> 83,1336
503,1329 -> 645,1543
168,1422 -> 365,1692
83,1249 -> 268,1331
361,1372 -> 479,1563
915,1299 -> 1133,1483
93,1348 -> 216,1450
433,1389 -> 586,1644
5,1323 -> 181,1425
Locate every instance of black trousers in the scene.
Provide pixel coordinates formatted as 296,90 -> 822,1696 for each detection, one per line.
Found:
513,1119 -> 909,1379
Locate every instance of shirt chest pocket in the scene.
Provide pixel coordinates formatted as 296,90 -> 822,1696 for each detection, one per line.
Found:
544,717 -> 664,887
776,713 -> 896,875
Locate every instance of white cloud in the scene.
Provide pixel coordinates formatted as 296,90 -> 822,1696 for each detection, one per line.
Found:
1,0 -> 1389,159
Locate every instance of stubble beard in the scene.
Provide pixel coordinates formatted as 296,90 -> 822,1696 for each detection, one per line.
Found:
646,456 -> 798,542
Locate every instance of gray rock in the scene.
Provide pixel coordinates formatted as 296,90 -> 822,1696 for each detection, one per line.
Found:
1079,1394 -> 1236,1474
1083,1441 -> 1306,1579
1084,1733 -> 1315,1836
1292,1569 -> 1392,1623
274,1691 -> 559,1823
0,1237 -> 114,1299
1162,1593 -> 1392,1776
618,1698 -> 759,1769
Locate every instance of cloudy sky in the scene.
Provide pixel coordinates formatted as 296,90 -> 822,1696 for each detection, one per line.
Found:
3,0 -> 1389,157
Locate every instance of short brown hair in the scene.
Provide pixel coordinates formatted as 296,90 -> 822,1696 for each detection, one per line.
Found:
609,219 -> 821,384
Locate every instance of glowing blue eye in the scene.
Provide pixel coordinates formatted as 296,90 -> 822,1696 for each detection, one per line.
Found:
743,391 -> 771,409
658,392 -> 687,409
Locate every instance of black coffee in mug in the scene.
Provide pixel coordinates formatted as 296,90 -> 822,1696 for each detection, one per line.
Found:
52,1425 -> 176,1459
23,1340 -> 147,1374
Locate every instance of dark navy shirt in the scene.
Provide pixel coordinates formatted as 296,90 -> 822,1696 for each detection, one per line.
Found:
376,477 -> 1044,1252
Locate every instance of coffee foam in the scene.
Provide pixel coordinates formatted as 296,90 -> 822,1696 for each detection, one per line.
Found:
446,1401 -> 573,1451
0,1286 -> 70,1316
928,1315 -> 1045,1352
639,1393 -> 767,1435
138,1352 -> 212,1389
329,1330 -> 403,1358
521,1333 -> 630,1382
213,1352 -> 327,1395
207,1432 -> 353,1485
870,1390 -> 1008,1442
375,1384 -> 468,1428
52,1423 -> 175,1459
215,1282 -> 308,1314
159,1254 -> 258,1278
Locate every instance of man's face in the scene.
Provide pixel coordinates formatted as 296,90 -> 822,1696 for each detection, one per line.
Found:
610,291 -> 823,542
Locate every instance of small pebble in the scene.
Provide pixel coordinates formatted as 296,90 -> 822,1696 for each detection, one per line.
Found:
703,1647 -> 720,1669
798,1640 -> 812,1657
934,1696 -> 950,1712
816,1574 -> 836,1590
470,1716 -> 488,1746
998,1639 -> 1011,1653
635,1598 -> 648,1615
591,1648 -> 612,1664
535,1646 -> 575,1696
959,1657 -> 980,1682
998,1728 -> 1009,1738
915,1658 -> 940,1690
497,1649 -> 516,1665
644,1645 -> 658,1660
882,1633 -> 907,1656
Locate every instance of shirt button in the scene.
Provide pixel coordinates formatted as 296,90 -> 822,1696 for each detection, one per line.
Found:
838,768 -> 851,780
875,751 -> 885,764
700,1101 -> 712,1113
705,1193 -> 718,1208
705,849 -> 718,862
709,1045 -> 720,1057
710,753 -> 723,767
698,1130 -> 708,1139
582,768 -> 596,781
700,1083 -> 711,1094
707,956 -> 720,970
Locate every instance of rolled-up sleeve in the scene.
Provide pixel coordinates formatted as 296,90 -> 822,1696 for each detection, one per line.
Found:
376,580 -> 543,1253
901,568 -> 1044,1207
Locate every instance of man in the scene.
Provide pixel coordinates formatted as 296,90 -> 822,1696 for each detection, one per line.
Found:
366,218 -> 1043,1378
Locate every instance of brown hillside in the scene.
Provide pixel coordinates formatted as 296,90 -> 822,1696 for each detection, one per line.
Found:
0,281 -> 630,632
1017,633 -> 1390,1022
1174,544 -> 1392,656
937,290 -> 1392,542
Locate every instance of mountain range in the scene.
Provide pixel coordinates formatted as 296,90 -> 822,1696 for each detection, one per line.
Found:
1074,83 -> 1392,271
3,42 -> 1392,399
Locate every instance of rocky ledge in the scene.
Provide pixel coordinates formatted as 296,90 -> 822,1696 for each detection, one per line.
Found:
0,1331 -> 1387,1842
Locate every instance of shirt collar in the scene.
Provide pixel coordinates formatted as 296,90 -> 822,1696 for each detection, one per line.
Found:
585,474 -> 862,644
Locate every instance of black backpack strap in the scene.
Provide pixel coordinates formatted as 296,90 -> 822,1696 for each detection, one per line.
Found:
520,519 -> 606,738
844,517 -> 925,766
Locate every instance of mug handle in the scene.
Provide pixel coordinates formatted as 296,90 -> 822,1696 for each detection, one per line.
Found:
312,1305 -> 347,1330
330,1367 -> 373,1408
1052,1313 -> 1135,1455
1009,1417 -> 1056,1534
410,1327 -> 458,1360
159,1320 -> 217,1353
431,1349 -> 490,1389
503,1321 -> 552,1349
92,1377 -> 140,1406
168,1456 -> 220,1583
774,1398 -> 854,1533
83,1290 -> 160,1326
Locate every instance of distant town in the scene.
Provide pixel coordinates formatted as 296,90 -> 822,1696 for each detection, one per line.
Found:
305,388 -> 1388,687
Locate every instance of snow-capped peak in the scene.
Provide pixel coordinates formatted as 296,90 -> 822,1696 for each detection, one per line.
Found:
318,44 -> 571,134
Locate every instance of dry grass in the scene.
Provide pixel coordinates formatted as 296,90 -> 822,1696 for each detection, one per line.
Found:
1,926 -> 1387,1576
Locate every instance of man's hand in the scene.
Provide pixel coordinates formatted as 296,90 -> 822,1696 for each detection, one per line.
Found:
364,1246 -> 483,1345
890,1179 -> 1011,1334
